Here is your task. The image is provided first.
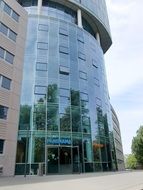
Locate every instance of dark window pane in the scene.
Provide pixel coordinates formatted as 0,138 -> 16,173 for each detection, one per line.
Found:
12,11 -> 19,22
0,47 -> 5,59
59,66 -> 69,75
9,30 -> 17,42
1,76 -> 11,90
0,105 -> 8,120
32,0 -> 38,6
4,3 -> 11,15
0,23 -> 8,36
0,139 -> 4,154
16,137 -> 28,163
5,51 -> 14,64
17,0 -> 32,7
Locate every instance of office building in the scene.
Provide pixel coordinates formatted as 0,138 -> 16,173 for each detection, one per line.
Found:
0,0 -> 27,176
111,106 -> 125,171
14,0 -> 124,175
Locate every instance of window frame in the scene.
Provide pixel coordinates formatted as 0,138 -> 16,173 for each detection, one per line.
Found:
1,75 -> 11,90
0,139 -> 4,154
0,105 -> 8,120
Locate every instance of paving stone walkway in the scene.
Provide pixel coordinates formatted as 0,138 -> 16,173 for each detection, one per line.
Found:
0,171 -> 143,190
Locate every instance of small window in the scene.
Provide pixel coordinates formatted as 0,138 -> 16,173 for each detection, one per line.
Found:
1,76 -> 11,90
0,105 -> 8,120
0,23 -> 8,36
0,47 -> 5,59
80,92 -> 88,101
79,71 -> 87,80
36,62 -> 47,71
59,46 -> 69,54
92,59 -> 98,68
59,28 -> 68,36
77,34 -> 84,43
78,40 -> 84,50
59,34 -> 68,47
0,139 -> 4,154
38,24 -> 48,31
9,30 -> 17,42
59,66 -> 69,75
94,78 -> 100,87
37,42 -> 48,50
96,98 -> 102,107
82,116 -> 90,126
12,11 -> 19,22
35,85 -> 47,95
59,52 -> 69,67
4,3 -> 11,16
5,51 -> 14,64
78,52 -> 86,61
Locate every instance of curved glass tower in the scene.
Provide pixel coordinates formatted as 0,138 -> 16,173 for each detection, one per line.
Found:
16,0 -> 117,175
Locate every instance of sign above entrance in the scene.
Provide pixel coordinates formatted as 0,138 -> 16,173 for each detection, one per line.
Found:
47,138 -> 71,145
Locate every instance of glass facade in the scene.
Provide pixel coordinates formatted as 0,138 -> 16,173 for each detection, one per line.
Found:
16,0 -> 117,175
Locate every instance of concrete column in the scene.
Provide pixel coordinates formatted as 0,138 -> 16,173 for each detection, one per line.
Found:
77,9 -> 83,28
96,32 -> 101,46
38,0 -> 42,15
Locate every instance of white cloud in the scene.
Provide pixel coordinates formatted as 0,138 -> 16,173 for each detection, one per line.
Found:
105,1 -> 143,154
105,1 -> 143,96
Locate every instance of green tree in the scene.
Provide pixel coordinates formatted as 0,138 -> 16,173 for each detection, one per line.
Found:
132,126 -> 143,166
125,154 -> 137,169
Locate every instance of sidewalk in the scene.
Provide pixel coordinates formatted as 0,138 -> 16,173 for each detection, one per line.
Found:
0,171 -> 143,190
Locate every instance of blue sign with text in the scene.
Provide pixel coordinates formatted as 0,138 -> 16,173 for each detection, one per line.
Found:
47,138 -> 71,145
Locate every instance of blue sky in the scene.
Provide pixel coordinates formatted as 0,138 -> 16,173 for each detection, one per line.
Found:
105,0 -> 143,154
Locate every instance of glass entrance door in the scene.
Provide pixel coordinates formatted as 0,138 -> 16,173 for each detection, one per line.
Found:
59,147 -> 72,174
72,146 -> 80,173
47,147 -> 59,174
47,146 -> 80,174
